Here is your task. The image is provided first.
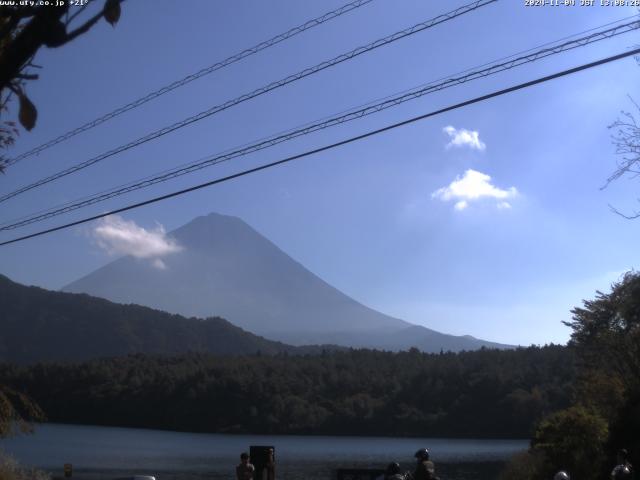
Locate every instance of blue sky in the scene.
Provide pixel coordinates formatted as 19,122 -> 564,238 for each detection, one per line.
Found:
1,0 -> 639,345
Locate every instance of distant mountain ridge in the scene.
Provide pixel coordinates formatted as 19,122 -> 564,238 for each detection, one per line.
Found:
0,274 -> 329,364
63,212 -> 513,352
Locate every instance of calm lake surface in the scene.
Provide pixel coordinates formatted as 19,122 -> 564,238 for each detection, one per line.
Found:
0,424 -> 527,480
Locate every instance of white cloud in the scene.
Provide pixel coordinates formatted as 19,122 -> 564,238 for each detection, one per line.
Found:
93,215 -> 182,268
454,200 -> 468,211
443,125 -> 486,151
432,169 -> 517,210
152,258 -> 168,270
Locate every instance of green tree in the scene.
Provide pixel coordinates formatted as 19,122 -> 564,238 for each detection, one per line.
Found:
502,273 -> 640,480
565,271 -> 640,389
532,406 -> 609,480
565,271 -> 640,471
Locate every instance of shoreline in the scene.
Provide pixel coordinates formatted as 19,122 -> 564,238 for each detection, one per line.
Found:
45,461 -> 510,480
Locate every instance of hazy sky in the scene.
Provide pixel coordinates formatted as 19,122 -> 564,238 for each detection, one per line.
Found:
1,0 -> 639,346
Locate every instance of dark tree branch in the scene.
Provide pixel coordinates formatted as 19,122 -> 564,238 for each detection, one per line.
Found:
0,0 -> 123,166
604,99 -> 640,189
609,203 -> 640,220
65,0 -> 124,42
64,8 -> 106,43
0,18 -> 20,42
0,0 -> 124,94
0,5 -> 68,93
65,3 -> 91,27
6,82 -> 21,96
15,73 -> 38,81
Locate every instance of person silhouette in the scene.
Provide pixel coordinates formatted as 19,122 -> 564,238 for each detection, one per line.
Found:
236,452 -> 255,480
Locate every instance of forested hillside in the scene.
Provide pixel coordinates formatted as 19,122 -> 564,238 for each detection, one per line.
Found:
0,345 -> 573,438
0,274 -> 323,363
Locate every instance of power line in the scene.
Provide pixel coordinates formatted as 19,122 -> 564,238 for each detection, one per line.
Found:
1,46 -> 638,248
2,18 -> 638,231
2,0 -> 377,167
0,0 -> 497,204
2,17 -> 637,230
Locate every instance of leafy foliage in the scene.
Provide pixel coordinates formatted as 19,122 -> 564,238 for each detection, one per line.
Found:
566,271 -> 640,382
0,385 -> 44,438
531,406 -> 608,480
498,451 -> 546,480
16,93 -> 36,131
567,272 -> 640,474
0,450 -> 50,480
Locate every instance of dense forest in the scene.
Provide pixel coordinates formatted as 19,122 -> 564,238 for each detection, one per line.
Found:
0,345 -> 573,439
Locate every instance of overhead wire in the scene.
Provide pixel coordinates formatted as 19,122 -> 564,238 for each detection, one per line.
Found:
1,46 -> 638,247
1,17 -> 638,231
2,0 -> 377,167
0,0 -> 497,204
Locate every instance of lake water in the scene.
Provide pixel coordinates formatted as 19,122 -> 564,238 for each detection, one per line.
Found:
0,424 -> 527,480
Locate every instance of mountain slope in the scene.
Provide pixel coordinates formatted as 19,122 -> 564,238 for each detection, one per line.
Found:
0,274 -> 314,364
63,212 -> 513,352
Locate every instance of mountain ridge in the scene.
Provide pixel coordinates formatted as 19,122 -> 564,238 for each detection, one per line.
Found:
0,274 -> 336,364
63,212 -> 514,352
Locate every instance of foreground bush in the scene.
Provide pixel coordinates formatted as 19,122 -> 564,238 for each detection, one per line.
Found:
0,452 -> 49,480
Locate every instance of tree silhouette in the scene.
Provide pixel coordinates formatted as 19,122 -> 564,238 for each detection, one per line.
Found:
0,0 -> 123,172
606,98 -> 640,218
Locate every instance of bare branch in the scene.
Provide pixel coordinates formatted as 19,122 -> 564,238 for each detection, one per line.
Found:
604,98 -> 640,189
609,203 -> 640,220
6,83 -> 21,96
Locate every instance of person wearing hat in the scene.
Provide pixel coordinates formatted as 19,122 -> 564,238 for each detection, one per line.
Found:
612,449 -> 634,480
413,448 -> 438,480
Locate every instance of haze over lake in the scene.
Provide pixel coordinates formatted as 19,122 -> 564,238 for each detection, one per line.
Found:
1,424 -> 527,480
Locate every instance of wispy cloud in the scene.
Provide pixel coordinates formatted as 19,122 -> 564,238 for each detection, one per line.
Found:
93,215 -> 182,268
443,125 -> 486,151
432,169 -> 517,211
152,258 -> 168,270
